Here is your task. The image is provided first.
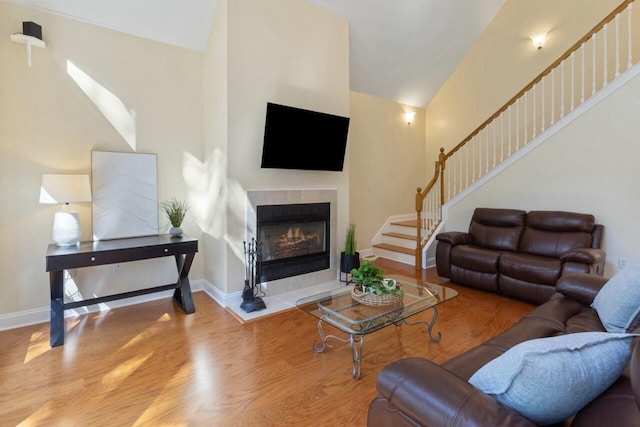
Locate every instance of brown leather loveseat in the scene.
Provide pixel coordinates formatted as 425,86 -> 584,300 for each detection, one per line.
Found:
367,273 -> 640,426
436,208 -> 605,304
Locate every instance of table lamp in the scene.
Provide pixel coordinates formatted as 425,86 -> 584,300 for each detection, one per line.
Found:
39,174 -> 92,246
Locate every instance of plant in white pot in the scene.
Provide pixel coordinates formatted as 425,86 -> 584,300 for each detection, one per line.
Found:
161,198 -> 189,237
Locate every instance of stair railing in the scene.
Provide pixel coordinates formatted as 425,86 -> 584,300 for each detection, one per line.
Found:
415,0 -> 637,269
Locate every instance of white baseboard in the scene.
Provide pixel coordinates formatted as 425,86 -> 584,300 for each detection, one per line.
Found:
0,279 -> 227,332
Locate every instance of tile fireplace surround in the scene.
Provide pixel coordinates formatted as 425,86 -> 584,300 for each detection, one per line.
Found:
227,189 -> 340,322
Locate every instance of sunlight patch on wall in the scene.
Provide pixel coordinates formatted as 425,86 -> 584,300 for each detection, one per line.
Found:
182,150 -> 226,239
66,60 -> 137,150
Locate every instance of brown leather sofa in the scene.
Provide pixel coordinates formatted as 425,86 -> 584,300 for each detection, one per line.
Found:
435,208 -> 605,304
367,273 -> 640,426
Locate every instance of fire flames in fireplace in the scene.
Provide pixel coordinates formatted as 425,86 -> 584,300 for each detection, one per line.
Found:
261,222 -> 324,262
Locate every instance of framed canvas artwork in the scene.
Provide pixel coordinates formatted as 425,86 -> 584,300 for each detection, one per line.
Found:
92,151 -> 159,240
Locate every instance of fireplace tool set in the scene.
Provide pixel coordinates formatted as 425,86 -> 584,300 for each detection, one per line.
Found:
241,238 -> 266,313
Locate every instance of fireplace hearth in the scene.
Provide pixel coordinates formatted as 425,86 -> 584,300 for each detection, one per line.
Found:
256,202 -> 330,282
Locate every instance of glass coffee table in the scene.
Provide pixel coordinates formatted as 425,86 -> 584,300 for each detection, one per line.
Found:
296,275 -> 458,379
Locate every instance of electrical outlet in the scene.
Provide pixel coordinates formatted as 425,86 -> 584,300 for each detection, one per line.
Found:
619,257 -> 628,269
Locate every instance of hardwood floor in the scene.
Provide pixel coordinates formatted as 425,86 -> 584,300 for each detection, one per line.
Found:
0,260 -> 534,426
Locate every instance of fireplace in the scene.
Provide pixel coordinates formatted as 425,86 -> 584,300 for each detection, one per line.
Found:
256,202 -> 330,282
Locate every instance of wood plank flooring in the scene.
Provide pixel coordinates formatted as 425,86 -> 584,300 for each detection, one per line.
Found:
0,260 -> 534,426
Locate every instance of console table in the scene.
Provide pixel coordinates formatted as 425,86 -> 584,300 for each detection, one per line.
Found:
45,234 -> 198,347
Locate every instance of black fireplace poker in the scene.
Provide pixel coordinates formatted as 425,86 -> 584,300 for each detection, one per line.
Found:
241,238 -> 266,313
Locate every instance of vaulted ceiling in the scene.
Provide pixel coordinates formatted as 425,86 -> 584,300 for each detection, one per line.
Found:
5,0 -> 507,107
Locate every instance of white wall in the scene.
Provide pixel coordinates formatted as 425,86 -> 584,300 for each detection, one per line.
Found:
445,71 -> 640,277
201,0 -> 350,295
349,91 -> 426,249
425,0 -> 622,163
0,1 -> 203,317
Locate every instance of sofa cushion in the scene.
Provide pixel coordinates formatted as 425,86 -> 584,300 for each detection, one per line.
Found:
468,332 -> 634,425
451,245 -> 500,273
592,260 -> 640,333
499,252 -> 560,286
468,208 -> 525,252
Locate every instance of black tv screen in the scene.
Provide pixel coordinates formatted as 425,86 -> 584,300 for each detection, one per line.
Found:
261,102 -> 350,171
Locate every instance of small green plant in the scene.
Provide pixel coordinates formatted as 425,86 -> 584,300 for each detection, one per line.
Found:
350,260 -> 403,296
344,223 -> 356,255
161,198 -> 189,227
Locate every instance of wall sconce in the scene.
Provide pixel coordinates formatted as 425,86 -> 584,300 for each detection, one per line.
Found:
404,111 -> 416,126
40,174 -> 92,246
531,33 -> 547,50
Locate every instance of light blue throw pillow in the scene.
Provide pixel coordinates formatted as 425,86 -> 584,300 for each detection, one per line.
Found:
468,332 -> 634,425
592,260 -> 640,332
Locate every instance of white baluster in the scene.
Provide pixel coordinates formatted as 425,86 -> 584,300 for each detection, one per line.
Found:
604,23 -> 608,87
616,13 -> 621,77
571,51 -> 575,111
533,84 -> 537,138
516,97 -> 520,150
500,113 -> 504,162
458,148 -> 462,193
472,136 -> 476,182
551,69 -> 555,125
485,127 -> 489,174
465,144 -> 469,189
542,76 -> 545,131
560,62 -> 564,118
581,43 -> 586,103
629,3 -> 633,70
493,121 -> 496,168
508,105 -> 512,156
592,33 -> 596,96
524,91 -> 528,144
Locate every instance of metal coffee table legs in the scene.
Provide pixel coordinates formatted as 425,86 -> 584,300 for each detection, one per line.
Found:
313,322 -> 364,379
312,307 -> 441,379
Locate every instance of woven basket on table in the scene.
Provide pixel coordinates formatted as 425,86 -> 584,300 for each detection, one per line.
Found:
351,286 -> 403,307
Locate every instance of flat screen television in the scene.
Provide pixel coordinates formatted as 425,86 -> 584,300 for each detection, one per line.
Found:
261,102 -> 350,171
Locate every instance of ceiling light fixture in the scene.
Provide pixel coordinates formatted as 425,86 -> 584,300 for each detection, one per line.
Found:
531,33 -> 547,50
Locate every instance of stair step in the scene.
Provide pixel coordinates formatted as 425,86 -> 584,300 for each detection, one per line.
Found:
391,219 -> 421,228
382,231 -> 417,241
373,243 -> 415,256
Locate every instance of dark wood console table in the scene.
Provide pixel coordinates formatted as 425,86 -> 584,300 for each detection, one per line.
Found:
45,234 -> 198,347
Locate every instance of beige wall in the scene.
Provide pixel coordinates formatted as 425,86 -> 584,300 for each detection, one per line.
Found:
349,91 -> 426,250
425,0 -> 622,162
0,2 -> 203,316
445,71 -> 640,277
203,0 -> 350,295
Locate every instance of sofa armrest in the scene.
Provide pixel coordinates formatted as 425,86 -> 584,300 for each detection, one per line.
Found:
556,272 -> 608,306
374,357 -> 534,427
560,248 -> 605,265
435,231 -> 472,246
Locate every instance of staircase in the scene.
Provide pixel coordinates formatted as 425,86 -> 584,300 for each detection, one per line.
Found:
372,217 -> 443,266
372,0 -> 639,269
372,219 -> 418,265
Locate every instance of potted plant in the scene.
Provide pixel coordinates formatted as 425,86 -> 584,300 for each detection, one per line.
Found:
340,223 -> 360,279
350,260 -> 403,306
161,198 -> 189,237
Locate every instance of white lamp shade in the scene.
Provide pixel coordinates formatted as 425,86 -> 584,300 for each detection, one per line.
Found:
40,174 -> 92,204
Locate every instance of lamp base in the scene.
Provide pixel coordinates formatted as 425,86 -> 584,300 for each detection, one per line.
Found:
52,210 -> 81,246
